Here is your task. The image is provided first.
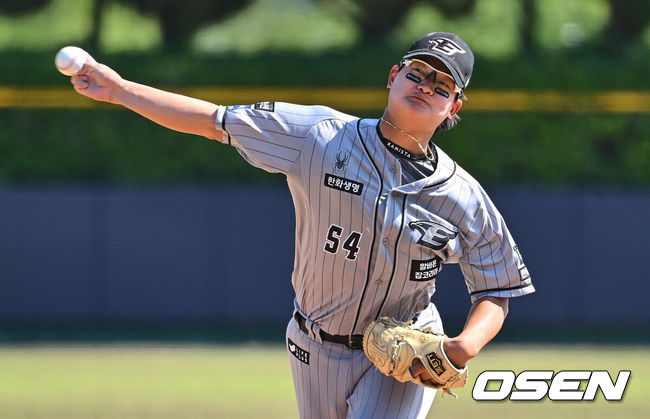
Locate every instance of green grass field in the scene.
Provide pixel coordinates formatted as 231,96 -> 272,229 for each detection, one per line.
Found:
0,344 -> 647,418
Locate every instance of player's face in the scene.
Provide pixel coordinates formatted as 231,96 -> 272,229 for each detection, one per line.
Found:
386,56 -> 462,127
402,59 -> 462,96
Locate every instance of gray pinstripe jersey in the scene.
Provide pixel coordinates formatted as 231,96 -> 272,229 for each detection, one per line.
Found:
216,102 -> 534,336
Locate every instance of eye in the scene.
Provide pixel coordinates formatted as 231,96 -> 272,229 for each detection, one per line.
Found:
413,67 -> 427,75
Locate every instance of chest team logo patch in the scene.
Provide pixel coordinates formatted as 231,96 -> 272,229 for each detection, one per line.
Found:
409,220 -> 458,250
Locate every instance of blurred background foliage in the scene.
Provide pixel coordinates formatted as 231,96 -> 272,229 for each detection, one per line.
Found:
0,0 -> 648,185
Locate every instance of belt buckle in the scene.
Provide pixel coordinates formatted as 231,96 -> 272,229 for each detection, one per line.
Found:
348,335 -> 355,349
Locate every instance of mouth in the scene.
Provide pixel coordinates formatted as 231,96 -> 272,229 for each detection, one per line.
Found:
407,95 -> 430,106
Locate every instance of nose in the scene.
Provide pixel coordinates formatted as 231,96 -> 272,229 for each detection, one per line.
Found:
417,81 -> 434,95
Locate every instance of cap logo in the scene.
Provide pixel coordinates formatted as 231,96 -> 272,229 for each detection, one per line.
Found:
428,38 -> 465,55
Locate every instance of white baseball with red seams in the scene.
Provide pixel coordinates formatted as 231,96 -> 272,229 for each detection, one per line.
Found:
55,46 -> 91,76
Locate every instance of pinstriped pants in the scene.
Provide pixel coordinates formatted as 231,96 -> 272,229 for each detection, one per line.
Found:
286,305 -> 443,418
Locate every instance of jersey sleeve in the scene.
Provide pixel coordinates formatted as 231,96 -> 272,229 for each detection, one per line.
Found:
459,189 -> 535,303
215,102 -> 351,174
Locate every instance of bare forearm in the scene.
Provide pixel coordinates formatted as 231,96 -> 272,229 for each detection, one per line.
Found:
444,296 -> 509,367
72,59 -> 223,141
113,80 -> 222,141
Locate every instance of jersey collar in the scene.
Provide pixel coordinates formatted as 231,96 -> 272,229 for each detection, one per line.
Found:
360,119 -> 457,193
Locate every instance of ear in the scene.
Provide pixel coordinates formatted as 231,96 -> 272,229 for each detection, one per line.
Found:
448,99 -> 463,118
387,65 -> 400,88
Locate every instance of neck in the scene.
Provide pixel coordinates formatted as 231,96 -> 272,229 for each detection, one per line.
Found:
379,113 -> 435,160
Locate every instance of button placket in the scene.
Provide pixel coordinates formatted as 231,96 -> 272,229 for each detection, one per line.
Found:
370,169 -> 404,291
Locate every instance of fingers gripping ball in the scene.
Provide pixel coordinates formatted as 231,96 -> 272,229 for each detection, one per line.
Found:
55,46 -> 92,76
363,316 -> 468,397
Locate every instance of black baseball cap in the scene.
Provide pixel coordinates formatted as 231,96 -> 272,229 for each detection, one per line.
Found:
402,32 -> 474,90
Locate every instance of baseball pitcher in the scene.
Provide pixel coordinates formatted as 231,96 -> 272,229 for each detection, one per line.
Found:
68,32 -> 534,418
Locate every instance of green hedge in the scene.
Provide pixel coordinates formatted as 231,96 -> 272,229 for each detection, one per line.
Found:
1,46 -> 649,90
1,48 -> 648,185
0,109 -> 257,183
2,108 -> 648,185
436,113 -> 650,185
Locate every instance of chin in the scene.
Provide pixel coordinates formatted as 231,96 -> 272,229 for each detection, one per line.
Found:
402,100 -> 432,117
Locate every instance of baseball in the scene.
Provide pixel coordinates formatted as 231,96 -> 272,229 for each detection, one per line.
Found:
55,46 -> 90,76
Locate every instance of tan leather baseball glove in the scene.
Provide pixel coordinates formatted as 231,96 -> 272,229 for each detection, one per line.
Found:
362,316 -> 468,397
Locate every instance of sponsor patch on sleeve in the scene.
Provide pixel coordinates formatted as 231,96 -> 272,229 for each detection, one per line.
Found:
324,173 -> 364,196
288,338 -> 310,365
254,101 -> 275,112
409,256 -> 441,282
513,246 -> 530,281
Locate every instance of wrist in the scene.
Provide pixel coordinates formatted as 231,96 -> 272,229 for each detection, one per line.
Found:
110,78 -> 130,105
443,337 -> 477,368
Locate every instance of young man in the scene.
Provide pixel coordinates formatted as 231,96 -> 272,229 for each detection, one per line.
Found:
70,32 -> 534,418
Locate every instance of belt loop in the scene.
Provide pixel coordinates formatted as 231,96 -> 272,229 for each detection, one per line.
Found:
295,311 -> 323,344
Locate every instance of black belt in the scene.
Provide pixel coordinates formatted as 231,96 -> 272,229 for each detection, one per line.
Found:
294,312 -> 364,350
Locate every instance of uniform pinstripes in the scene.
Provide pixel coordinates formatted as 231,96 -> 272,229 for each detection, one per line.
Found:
349,119 -> 385,335
375,195 -> 408,319
220,102 -> 533,327
286,310 -> 439,418
220,102 -> 534,417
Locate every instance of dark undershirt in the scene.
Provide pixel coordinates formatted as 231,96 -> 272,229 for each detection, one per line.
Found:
376,123 -> 438,184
